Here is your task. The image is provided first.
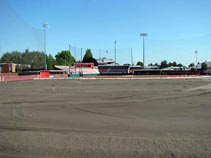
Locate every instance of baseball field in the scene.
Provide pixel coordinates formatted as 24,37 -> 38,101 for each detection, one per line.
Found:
0,77 -> 210,157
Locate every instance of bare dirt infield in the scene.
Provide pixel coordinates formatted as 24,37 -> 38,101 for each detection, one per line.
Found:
0,78 -> 210,158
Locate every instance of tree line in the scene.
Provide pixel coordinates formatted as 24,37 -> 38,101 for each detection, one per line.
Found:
0,49 -> 46,70
136,60 -> 183,68
1,49 -> 207,71
137,60 -> 207,70
0,49 -> 98,70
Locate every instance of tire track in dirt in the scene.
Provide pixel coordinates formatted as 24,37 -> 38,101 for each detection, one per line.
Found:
71,106 -> 134,119
2,99 -> 77,105
0,125 -> 121,135
142,91 -> 211,103
3,100 -> 134,126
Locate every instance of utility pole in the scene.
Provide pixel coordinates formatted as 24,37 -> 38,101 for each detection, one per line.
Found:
99,49 -> 101,59
195,51 -> 198,74
195,51 -> 198,67
114,40 -> 117,66
74,47 -> 76,62
69,44 -> 71,52
81,48 -> 83,75
131,48 -> 134,66
69,44 -> 71,74
140,33 -> 148,68
81,48 -> 83,62
74,47 -> 76,74
43,23 -> 48,70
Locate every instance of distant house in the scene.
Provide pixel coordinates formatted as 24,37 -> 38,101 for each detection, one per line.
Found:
97,57 -> 117,66
0,63 -> 30,73
161,66 -> 182,71
146,65 -> 159,70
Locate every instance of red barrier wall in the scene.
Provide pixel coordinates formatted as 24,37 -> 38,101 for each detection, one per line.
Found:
0,75 -> 38,82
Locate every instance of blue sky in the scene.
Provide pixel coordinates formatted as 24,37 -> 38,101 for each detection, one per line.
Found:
0,0 -> 211,65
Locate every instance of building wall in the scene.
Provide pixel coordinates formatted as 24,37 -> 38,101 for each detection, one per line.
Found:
11,64 -> 16,73
98,66 -> 129,75
0,63 -> 31,73
2,64 -> 10,73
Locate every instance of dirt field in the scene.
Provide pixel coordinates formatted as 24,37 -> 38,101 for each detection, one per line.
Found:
0,78 -> 210,158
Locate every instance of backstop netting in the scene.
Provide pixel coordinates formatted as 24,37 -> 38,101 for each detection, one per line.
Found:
69,46 -> 133,66
0,0 -> 45,70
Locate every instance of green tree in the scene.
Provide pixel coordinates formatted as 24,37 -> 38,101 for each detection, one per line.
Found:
168,62 -> 173,67
16,64 -> 22,74
21,50 -> 45,70
1,51 -> 22,63
154,63 -> 160,68
83,49 -> 93,62
0,52 -> 11,63
160,60 -> 168,69
177,63 -> 183,67
83,49 -> 93,60
188,63 -> 195,68
55,50 -> 75,66
167,61 -> 177,67
46,54 -> 56,70
172,61 -> 177,66
188,63 -> 195,71
32,51 -> 45,69
82,49 -> 98,66
1,49 -> 45,70
201,62 -> 207,70
136,61 -> 144,67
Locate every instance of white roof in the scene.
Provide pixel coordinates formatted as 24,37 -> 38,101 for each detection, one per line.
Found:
161,66 -> 181,71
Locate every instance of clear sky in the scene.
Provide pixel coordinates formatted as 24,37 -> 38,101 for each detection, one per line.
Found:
0,0 -> 211,65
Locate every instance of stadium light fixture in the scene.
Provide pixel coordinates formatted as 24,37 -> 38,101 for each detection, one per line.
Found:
140,33 -> 148,68
43,23 -> 48,70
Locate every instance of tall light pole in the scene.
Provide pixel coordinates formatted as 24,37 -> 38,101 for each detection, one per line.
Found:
131,48 -> 134,66
114,40 -> 117,66
140,33 -> 148,68
74,47 -> 76,74
43,23 -> 48,70
99,49 -> 101,59
74,47 -> 77,62
69,44 -> 71,52
195,50 -> 198,70
81,48 -> 83,74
